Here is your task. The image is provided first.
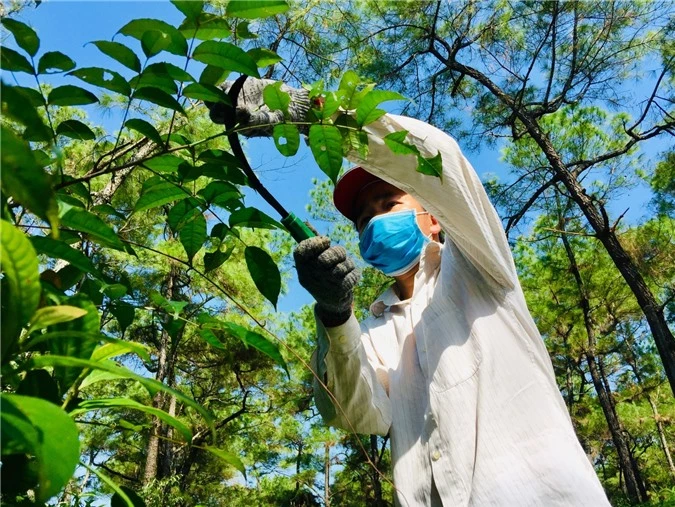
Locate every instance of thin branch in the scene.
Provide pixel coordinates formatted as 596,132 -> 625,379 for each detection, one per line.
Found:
92,461 -> 139,483
505,175 -> 559,236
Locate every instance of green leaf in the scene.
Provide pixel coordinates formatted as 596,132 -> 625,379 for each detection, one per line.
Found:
180,213 -> 207,263
182,82 -> 231,104
356,90 -> 406,126
1,83 -> 51,141
32,355 -> 214,427
314,91 -> 343,120
244,246 -> 280,309
130,72 -> 177,95
197,149 -> 242,167
1,394 -> 80,502
338,70 -> 360,100
1,128 -> 59,228
220,321 -> 287,374
167,198 -> 203,233
134,177 -> 187,212
309,124 -> 343,183
235,20 -> 258,39
37,51 -> 76,74
203,247 -> 232,272
72,398 -> 192,442
92,203 -> 126,220
171,0 -> 204,20
383,129 -> 418,157
199,328 -> 225,349
91,40 -> 141,72
197,181 -> 241,206
179,13 -> 231,41
229,207 -> 283,230
3,83 -> 44,107
16,369 -> 60,405
263,81 -> 290,115
0,46 -> 34,73
79,369 -> 127,390
225,0 -> 289,19
56,119 -> 96,141
61,207 -> 126,251
197,150 -> 247,184
199,64 -> 229,86
338,70 -> 374,110
192,40 -> 260,77
142,154 -> 188,173
124,118 -> 164,145
2,18 -> 40,56
198,163 -> 246,186
416,151 -> 443,178
141,30 -> 171,58
48,85 -> 98,106
68,67 -> 131,96
133,86 -> 185,115
150,292 -> 189,318
108,302 -> 136,336
210,223 -> 230,240
111,485 -> 147,507
336,114 -> 369,159
272,124 -> 299,157
383,130 -> 442,178
28,305 -> 88,332
118,18 -> 188,56
84,464 -> 146,507
247,48 -> 282,68
205,446 -> 245,475
47,295 -> 101,393
1,220 -> 40,362
90,338 -> 150,362
54,265 -> 86,292
102,283 -> 127,299
30,236 -> 98,276
145,62 -> 195,83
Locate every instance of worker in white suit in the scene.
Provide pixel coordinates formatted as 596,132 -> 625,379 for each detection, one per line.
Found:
209,80 -> 611,507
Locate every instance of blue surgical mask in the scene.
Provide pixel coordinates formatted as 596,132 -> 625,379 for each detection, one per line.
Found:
359,209 -> 430,277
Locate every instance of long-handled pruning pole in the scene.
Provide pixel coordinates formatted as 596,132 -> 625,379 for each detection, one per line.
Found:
223,75 -> 316,243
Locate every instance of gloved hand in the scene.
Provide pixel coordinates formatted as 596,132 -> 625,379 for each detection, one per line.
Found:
294,236 -> 360,327
205,78 -> 310,137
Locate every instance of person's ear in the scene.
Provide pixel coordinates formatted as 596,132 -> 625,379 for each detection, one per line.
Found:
430,214 -> 442,238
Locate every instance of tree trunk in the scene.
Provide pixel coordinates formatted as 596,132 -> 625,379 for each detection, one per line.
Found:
143,329 -> 171,484
437,55 -> 675,396
518,113 -> 675,396
159,383 -> 177,478
560,228 -> 648,503
625,336 -> 675,482
143,262 -> 180,485
324,441 -> 331,507
370,435 -> 385,506
647,393 -> 675,480
587,353 -> 647,501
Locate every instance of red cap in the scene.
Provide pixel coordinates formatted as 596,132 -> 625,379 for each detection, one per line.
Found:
333,166 -> 384,223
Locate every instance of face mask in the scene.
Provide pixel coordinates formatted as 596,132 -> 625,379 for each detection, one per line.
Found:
359,209 -> 430,277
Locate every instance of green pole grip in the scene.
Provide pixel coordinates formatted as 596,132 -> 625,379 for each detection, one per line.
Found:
281,213 -> 316,243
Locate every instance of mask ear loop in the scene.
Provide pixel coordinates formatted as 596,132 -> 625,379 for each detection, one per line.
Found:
414,211 -> 434,240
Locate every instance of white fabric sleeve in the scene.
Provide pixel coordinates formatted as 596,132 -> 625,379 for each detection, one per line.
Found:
312,309 -> 392,436
351,114 -> 517,290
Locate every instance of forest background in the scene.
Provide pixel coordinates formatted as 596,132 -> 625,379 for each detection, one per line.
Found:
1,1 -> 674,506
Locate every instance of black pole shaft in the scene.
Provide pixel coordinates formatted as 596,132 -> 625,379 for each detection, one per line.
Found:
223,75 -> 290,219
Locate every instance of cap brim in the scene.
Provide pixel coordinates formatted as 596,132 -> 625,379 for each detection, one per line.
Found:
333,166 -> 383,223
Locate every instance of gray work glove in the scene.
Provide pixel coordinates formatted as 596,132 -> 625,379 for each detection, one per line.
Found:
294,236 -> 360,327
205,78 -> 310,137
